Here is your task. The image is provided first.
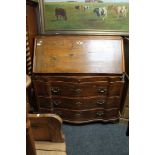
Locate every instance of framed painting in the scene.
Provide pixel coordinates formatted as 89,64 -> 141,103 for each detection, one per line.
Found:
38,0 -> 129,35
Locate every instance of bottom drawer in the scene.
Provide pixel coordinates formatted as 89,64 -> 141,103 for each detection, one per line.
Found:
54,108 -> 119,123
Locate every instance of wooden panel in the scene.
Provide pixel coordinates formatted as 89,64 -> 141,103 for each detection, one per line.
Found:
33,36 -> 124,74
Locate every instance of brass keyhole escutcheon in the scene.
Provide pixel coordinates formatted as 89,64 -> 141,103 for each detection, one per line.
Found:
96,111 -> 104,117
75,88 -> 82,94
51,87 -> 60,95
97,100 -> 105,105
52,100 -> 61,106
98,88 -> 107,94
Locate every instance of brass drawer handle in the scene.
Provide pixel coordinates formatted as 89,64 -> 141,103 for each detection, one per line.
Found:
75,113 -> 81,117
52,100 -> 61,106
98,88 -> 107,94
51,87 -> 60,94
97,100 -> 105,105
75,102 -> 82,105
75,89 -> 82,94
96,111 -> 104,117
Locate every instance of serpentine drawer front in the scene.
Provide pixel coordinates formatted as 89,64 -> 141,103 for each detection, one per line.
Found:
36,96 -> 121,110
54,108 -> 119,123
51,96 -> 121,110
32,36 -> 125,123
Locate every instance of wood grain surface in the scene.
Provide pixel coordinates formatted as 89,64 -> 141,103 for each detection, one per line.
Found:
33,36 -> 124,74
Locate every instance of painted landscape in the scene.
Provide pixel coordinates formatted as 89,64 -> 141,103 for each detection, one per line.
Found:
43,0 -> 129,31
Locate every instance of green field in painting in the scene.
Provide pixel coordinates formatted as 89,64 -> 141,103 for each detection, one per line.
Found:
44,2 -> 129,31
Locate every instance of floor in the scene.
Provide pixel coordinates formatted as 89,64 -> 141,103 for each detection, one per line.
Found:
63,123 -> 129,155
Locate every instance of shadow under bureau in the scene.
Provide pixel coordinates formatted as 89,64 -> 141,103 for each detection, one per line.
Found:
32,36 -> 125,124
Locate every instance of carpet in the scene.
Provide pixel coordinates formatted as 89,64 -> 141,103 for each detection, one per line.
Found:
62,123 -> 129,155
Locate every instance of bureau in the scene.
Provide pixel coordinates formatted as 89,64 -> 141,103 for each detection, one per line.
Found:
32,36 -> 125,124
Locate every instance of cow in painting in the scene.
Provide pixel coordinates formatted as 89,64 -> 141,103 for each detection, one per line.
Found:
108,5 -> 127,18
116,6 -> 127,17
93,7 -> 107,20
83,5 -> 90,11
75,5 -> 80,10
55,8 -> 67,21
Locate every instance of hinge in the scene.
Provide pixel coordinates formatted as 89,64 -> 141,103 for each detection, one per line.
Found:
120,74 -> 125,81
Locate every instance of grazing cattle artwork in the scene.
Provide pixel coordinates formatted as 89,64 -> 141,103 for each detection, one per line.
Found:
93,7 -> 107,20
55,8 -> 67,20
108,5 -> 128,18
115,6 -> 127,17
83,5 -> 90,11
75,5 -> 80,10
43,0 -> 129,34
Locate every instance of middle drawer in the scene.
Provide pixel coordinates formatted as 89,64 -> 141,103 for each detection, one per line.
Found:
37,96 -> 120,110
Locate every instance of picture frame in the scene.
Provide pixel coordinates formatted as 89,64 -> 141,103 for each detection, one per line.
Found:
38,0 -> 129,36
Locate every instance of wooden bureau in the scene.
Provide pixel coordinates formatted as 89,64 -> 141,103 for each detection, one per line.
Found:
32,36 -> 125,123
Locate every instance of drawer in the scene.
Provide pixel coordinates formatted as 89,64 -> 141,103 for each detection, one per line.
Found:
33,76 -> 124,97
52,96 -> 120,110
50,81 -> 124,97
50,81 -> 109,97
54,108 -> 119,123
33,80 -> 124,97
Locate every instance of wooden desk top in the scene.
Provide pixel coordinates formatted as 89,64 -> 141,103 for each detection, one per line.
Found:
33,36 -> 124,74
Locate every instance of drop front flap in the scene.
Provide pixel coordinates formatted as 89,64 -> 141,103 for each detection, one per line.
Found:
33,36 -> 124,74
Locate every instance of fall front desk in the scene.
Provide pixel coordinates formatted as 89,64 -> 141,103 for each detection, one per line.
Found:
32,35 -> 125,124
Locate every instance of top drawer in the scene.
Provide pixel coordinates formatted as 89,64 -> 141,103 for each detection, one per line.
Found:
33,76 -> 124,97
50,81 -> 109,97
